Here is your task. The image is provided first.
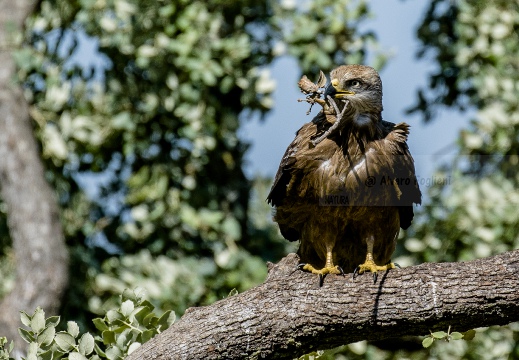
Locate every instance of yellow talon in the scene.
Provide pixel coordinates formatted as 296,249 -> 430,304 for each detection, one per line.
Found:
300,263 -> 343,275
297,250 -> 345,286
355,259 -> 397,275
353,253 -> 399,282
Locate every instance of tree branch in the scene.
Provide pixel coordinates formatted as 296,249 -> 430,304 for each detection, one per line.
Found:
127,250 -> 519,359
0,0 -> 69,346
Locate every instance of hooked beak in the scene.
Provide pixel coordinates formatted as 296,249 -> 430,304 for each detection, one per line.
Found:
324,78 -> 355,99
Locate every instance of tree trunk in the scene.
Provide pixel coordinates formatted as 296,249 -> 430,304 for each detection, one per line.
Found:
0,0 -> 69,346
127,250 -> 519,359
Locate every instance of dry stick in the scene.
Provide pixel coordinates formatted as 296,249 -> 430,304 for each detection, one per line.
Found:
311,97 -> 350,147
297,94 -> 324,115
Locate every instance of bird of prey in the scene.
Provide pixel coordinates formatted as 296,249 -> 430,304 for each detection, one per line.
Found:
267,64 -> 422,282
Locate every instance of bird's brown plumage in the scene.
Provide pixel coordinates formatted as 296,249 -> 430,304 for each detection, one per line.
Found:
267,65 -> 422,274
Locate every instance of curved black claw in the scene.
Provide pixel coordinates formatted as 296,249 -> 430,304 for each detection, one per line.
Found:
318,273 -> 325,287
297,263 -> 307,270
373,272 -> 378,284
353,266 -> 360,279
338,266 -> 345,276
394,262 -> 401,269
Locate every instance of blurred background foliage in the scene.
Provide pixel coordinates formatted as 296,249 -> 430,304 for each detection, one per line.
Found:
0,0 -> 518,358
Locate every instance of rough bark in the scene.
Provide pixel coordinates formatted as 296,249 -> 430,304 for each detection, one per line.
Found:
127,250 -> 519,359
0,0 -> 69,344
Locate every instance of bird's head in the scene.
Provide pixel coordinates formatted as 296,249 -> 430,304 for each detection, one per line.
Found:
324,65 -> 383,115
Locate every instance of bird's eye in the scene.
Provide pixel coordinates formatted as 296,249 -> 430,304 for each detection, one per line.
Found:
349,80 -> 361,88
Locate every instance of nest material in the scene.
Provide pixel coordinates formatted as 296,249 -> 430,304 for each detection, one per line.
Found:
297,70 -> 350,146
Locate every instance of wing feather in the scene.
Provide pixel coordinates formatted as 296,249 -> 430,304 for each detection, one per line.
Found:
266,113 -> 330,206
383,122 -> 422,229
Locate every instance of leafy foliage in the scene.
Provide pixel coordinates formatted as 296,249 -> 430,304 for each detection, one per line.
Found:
89,248 -> 267,315
408,0 -> 519,293
0,337 -> 15,360
15,288 -> 173,360
422,327 -> 475,349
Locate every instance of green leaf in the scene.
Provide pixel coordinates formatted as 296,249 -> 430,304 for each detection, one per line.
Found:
139,300 -> 155,311
133,306 -> 152,324
112,319 -> 129,332
37,325 -> 55,346
78,333 -> 95,356
31,308 -> 46,333
105,346 -> 122,360
39,348 -> 54,360
69,351 -> 88,360
450,332 -> 463,340
20,311 -> 32,327
67,321 -> 80,338
94,343 -> 106,357
166,311 -> 176,327
18,328 -> 35,343
106,310 -> 123,324
127,342 -> 141,355
46,316 -> 60,327
140,330 -> 154,344
463,329 -> 476,340
156,310 -> 174,331
120,300 -> 135,317
431,331 -> 447,339
122,289 -> 137,302
422,337 -> 434,348
115,329 -> 130,349
27,342 -> 38,360
133,287 -> 147,303
142,313 -> 156,327
102,330 -> 116,345
92,318 -> 109,332
54,332 -> 76,352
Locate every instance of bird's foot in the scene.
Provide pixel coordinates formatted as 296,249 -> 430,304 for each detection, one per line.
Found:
297,263 -> 345,286
298,263 -> 344,276
353,260 -> 400,283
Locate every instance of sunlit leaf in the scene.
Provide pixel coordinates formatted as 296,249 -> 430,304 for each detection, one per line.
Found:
120,300 -> 135,317
69,351 -> 88,360
20,311 -> 32,327
37,326 -> 55,346
450,332 -> 463,340
431,331 -> 447,339
67,321 -> 80,338
54,332 -> 76,352
92,318 -> 109,332
422,337 -> 434,348
18,328 -> 34,344
31,308 -> 46,333
78,333 -> 95,355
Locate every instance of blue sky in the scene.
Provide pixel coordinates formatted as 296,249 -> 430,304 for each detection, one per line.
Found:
240,0 -> 472,190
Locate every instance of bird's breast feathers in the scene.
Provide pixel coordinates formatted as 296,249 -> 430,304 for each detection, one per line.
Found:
286,121 -> 413,204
